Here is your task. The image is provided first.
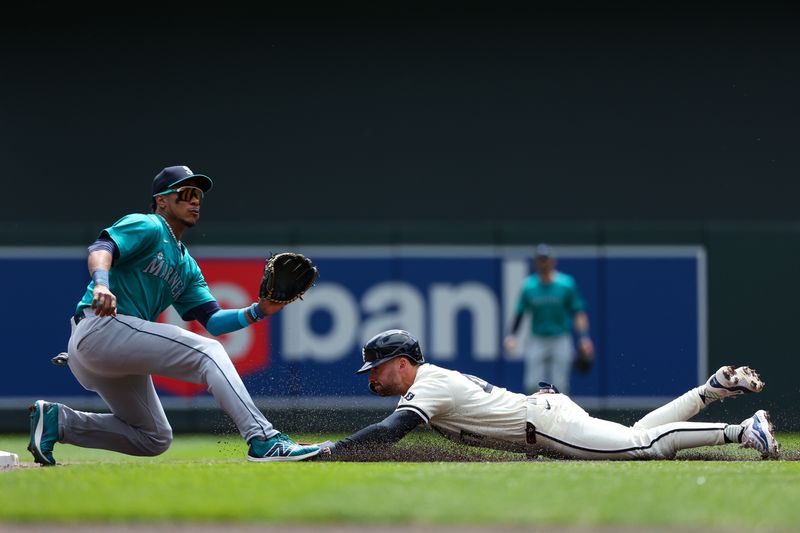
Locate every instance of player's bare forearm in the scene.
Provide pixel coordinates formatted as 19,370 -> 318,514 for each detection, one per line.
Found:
88,250 -> 117,317
87,250 -> 113,276
574,312 -> 594,356
504,312 -> 524,352
574,311 -> 589,336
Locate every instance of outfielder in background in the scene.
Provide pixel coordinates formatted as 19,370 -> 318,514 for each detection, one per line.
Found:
315,329 -> 780,461
27,165 -> 320,465
504,243 -> 594,394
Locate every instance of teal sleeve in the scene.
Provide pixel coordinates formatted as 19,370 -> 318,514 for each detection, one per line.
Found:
568,280 -> 586,314
173,259 -> 217,319
205,308 -> 250,336
103,214 -> 160,263
174,278 -> 216,320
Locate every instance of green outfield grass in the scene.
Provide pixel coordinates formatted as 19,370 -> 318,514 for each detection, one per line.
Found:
1,432 -> 799,529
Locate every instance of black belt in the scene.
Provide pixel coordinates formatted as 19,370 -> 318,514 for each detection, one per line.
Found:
526,422 -> 537,444
73,308 -> 88,326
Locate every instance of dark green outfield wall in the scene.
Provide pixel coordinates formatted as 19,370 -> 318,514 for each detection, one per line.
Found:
2,9 -> 799,229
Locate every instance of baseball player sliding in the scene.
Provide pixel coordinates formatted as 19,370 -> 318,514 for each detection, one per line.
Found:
28,165 -> 320,466
315,329 -> 780,460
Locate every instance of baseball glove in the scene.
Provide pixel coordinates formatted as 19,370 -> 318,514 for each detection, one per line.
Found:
259,252 -> 319,304
574,345 -> 593,374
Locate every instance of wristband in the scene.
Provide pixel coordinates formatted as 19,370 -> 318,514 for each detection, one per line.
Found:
236,308 -> 250,328
248,303 -> 265,322
92,269 -> 110,287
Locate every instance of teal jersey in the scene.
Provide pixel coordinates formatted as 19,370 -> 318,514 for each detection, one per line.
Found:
514,271 -> 585,336
77,214 -> 216,321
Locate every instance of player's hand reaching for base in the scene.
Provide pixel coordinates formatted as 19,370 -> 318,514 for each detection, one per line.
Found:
91,285 -> 117,317
311,440 -> 335,460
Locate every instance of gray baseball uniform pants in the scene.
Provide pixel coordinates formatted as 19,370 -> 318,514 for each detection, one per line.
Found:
523,333 -> 574,394
57,308 -> 277,456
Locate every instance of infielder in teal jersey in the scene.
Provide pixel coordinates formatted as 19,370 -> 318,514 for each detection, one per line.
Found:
27,165 -> 320,465
504,244 -> 594,395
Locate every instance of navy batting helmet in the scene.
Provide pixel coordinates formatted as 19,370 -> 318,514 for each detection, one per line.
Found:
356,329 -> 425,374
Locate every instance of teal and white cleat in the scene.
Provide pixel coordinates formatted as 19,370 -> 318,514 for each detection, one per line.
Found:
28,400 -> 60,466
247,433 -> 320,462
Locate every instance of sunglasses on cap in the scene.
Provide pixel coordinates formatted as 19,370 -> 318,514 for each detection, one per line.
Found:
154,186 -> 205,202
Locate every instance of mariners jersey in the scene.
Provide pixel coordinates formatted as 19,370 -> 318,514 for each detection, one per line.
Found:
514,271 -> 585,336
77,213 -> 215,321
397,364 -> 529,452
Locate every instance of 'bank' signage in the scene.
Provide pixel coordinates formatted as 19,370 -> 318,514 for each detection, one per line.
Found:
0,245 -> 705,408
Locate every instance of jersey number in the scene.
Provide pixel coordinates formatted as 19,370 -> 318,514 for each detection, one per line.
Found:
461,373 -> 494,394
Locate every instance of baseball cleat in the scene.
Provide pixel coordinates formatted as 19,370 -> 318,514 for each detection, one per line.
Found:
247,433 -> 320,462
27,400 -> 60,466
51,352 -> 70,366
703,365 -> 764,401
740,410 -> 780,459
